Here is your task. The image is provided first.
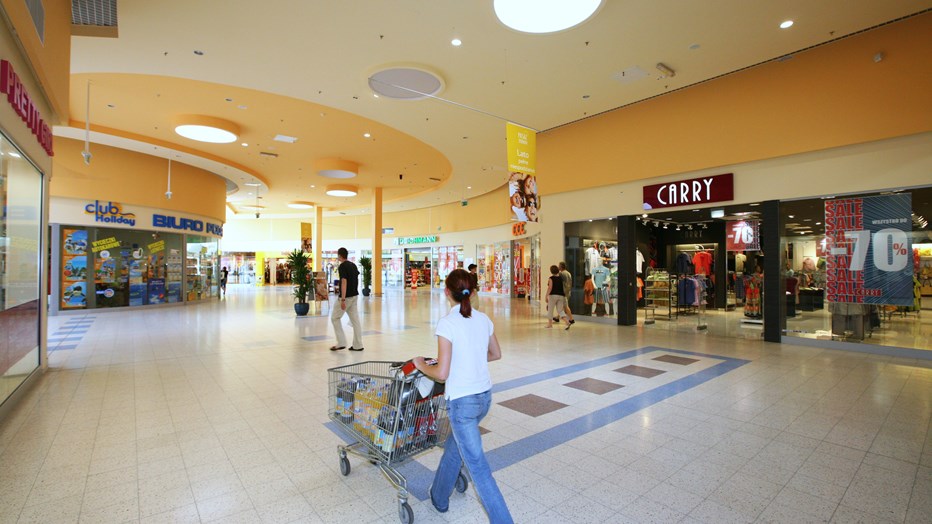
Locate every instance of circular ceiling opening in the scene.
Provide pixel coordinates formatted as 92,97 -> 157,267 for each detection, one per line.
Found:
318,170 -> 357,179
494,0 -> 603,34
369,67 -> 443,100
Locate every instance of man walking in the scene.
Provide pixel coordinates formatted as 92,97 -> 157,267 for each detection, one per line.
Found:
558,261 -> 575,324
330,247 -> 364,351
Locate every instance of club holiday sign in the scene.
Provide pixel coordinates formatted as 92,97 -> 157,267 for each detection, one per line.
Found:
824,194 -> 912,305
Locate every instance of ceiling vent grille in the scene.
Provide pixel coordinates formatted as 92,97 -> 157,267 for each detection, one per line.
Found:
72,0 -> 118,37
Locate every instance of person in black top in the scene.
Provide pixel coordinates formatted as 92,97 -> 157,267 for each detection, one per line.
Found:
545,265 -> 571,330
220,266 -> 229,296
330,247 -> 363,351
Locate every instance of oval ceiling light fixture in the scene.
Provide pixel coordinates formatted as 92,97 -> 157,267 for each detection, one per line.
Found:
326,184 -> 358,197
494,0 -> 602,34
287,201 -> 315,209
174,115 -> 239,143
316,158 -> 359,179
780,20 -> 794,29
451,38 -> 462,46
369,65 -> 444,100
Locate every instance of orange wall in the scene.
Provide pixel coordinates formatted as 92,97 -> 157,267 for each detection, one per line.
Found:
51,137 -> 227,222
0,0 -> 71,122
538,13 -> 932,194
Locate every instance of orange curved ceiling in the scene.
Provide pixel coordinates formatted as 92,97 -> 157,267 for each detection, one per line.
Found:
65,0 -> 931,217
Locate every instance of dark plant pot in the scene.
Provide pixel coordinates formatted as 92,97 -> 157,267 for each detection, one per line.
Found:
294,302 -> 310,316
362,288 -> 371,297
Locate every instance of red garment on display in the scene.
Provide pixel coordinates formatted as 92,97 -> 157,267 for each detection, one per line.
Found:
692,251 -> 712,275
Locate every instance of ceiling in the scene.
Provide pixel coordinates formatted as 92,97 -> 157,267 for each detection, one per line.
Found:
62,0 -> 932,218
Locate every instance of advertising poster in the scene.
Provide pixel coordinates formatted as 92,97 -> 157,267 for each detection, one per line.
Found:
95,257 -> 116,283
62,283 -> 87,308
148,278 -> 166,304
506,122 -> 538,223
166,282 -> 182,303
726,220 -> 760,251
62,228 -> 88,309
129,284 -> 146,306
824,194 -> 913,305
94,284 -> 121,308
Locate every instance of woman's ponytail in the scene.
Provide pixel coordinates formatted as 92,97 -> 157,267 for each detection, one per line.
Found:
446,269 -> 474,318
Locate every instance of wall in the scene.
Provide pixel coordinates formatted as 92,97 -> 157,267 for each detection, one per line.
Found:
538,13 -> 932,195
540,133 -> 932,287
0,0 -> 71,122
51,137 -> 227,222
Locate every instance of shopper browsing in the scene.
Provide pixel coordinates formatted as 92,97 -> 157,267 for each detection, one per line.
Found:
546,265 -> 571,330
412,269 -> 513,524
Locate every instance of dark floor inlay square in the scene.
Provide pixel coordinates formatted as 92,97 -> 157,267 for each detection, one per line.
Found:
498,394 -> 568,417
653,354 -> 700,365
479,426 -> 490,435
614,365 -> 666,378
564,377 -> 624,395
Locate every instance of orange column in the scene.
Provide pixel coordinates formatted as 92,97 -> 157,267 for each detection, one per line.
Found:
372,187 -> 383,296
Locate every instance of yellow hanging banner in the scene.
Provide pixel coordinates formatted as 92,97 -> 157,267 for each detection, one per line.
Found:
506,122 -> 536,175
506,122 -> 539,222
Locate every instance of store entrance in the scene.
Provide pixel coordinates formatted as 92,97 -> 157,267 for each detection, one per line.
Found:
404,248 -> 431,289
637,205 -> 765,340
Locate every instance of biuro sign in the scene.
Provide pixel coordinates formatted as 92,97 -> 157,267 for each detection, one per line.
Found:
0,60 -> 54,156
643,173 -> 733,210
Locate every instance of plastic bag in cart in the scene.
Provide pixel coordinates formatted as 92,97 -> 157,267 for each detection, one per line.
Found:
390,359 -> 445,400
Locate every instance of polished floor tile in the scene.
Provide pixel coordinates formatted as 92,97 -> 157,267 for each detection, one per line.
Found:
0,285 -> 926,523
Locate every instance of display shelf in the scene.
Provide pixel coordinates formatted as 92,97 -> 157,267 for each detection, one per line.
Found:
644,271 -> 675,320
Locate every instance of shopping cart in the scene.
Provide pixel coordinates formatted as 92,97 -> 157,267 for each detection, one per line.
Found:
328,361 -> 469,523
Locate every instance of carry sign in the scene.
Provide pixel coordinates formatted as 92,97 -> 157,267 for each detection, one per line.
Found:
824,194 -> 913,305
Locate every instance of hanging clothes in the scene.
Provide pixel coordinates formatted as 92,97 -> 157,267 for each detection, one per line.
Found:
744,273 -> 763,317
676,252 -> 693,275
693,250 -> 713,276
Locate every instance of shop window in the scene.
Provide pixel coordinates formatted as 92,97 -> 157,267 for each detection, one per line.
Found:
0,137 -> 42,405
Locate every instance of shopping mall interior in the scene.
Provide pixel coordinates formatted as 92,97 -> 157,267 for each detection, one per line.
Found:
0,2 -> 930,523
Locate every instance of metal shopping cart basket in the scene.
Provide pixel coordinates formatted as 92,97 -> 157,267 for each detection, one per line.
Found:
328,361 -> 468,523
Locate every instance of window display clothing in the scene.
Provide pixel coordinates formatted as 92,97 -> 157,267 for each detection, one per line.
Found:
591,266 -> 610,288
675,252 -> 694,275
636,249 -> 645,273
693,250 -> 713,276
735,253 -> 747,272
744,273 -> 763,318
585,246 -> 601,274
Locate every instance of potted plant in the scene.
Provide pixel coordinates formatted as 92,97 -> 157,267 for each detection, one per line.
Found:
360,256 -> 373,297
287,249 -> 312,316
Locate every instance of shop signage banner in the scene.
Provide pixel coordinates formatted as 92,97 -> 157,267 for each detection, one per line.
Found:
152,214 -> 223,237
0,60 -> 54,156
506,122 -> 539,223
643,173 -> 734,210
300,222 -> 312,252
726,220 -> 760,251
85,200 -> 137,226
512,222 -> 526,236
824,194 -> 913,305
394,235 -> 438,246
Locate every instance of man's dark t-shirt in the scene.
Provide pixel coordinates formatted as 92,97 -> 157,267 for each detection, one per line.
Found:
338,260 -> 359,298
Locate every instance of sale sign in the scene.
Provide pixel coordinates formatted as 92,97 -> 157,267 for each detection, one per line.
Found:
727,220 -> 760,251
824,194 -> 912,305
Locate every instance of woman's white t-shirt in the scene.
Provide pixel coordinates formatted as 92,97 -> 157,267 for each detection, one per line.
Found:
435,304 -> 493,400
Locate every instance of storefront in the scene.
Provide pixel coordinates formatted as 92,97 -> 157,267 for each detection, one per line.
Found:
547,134 -> 932,358
431,245 -> 463,288
50,198 -> 223,312
476,241 -> 511,295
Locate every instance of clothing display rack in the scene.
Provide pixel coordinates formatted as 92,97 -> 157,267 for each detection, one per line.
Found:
644,271 -> 675,321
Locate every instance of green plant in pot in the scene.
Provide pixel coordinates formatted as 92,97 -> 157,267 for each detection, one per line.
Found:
287,249 -> 312,316
360,256 -> 372,297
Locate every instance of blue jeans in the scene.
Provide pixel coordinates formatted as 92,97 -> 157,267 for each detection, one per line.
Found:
432,390 -> 513,523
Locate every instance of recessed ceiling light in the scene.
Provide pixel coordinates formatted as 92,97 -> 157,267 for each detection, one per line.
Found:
467,186 -> 472,189
241,143 -> 248,147
451,38 -> 462,46
310,185 -> 316,188
788,215 -> 795,218
642,213 -> 648,218
274,134 -> 298,143
494,0 -> 602,33
816,222 -> 822,225
174,115 -> 239,143
373,94 -> 379,98
244,182 -> 261,187
326,184 -> 358,197
780,20 -> 794,29
749,203 -> 760,206
287,201 -> 314,209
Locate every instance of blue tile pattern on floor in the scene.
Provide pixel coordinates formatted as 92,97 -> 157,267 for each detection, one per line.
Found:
326,346 -> 749,502
361,330 -> 383,335
49,316 -> 96,352
302,335 -> 331,342
399,325 -> 419,330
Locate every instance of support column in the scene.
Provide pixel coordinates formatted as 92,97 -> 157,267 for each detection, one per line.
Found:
314,206 -> 323,272
762,199 -> 784,343
372,187 -> 383,296
617,216 -> 638,326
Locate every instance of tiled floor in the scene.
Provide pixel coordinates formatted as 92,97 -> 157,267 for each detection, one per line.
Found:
0,284 -> 930,523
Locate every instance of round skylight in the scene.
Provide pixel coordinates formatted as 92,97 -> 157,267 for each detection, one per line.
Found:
173,115 -> 239,143
494,0 -> 603,34
369,67 -> 444,100
287,201 -> 314,209
326,184 -> 358,197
